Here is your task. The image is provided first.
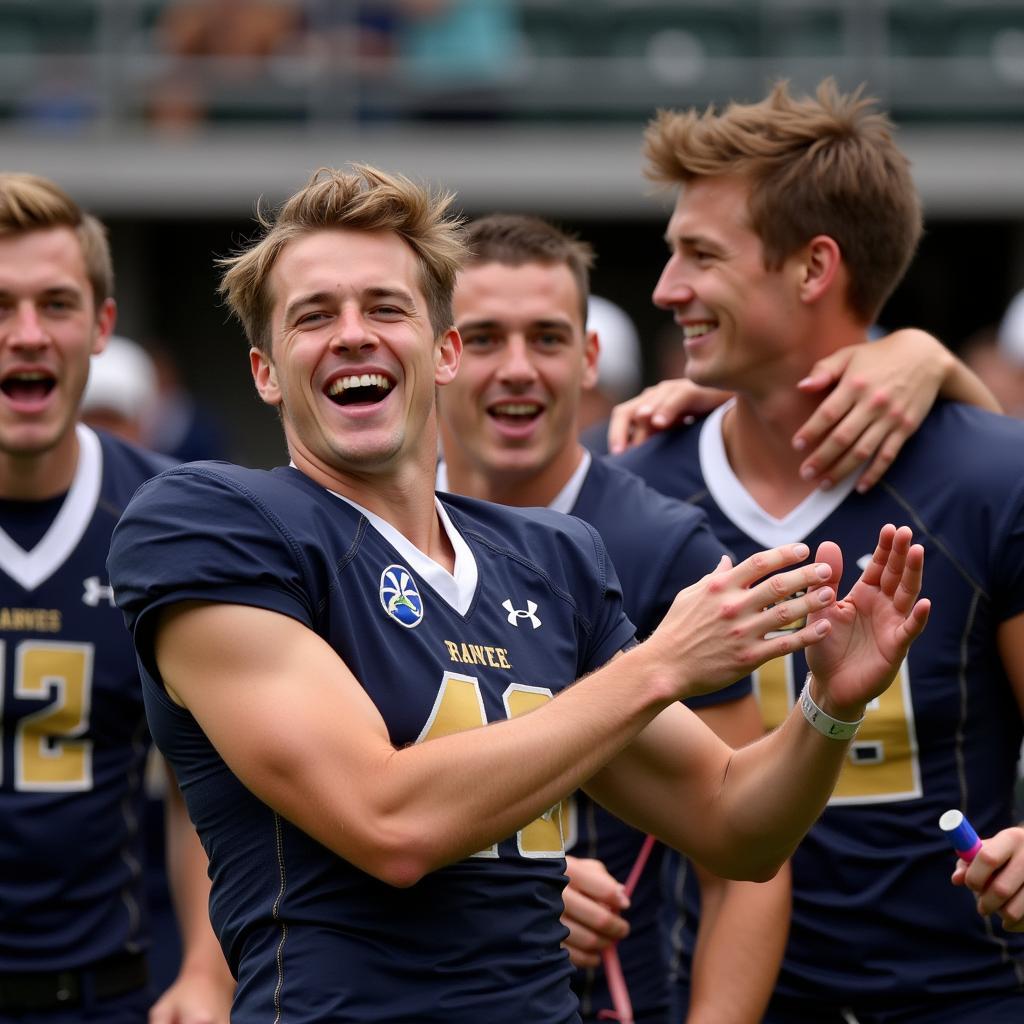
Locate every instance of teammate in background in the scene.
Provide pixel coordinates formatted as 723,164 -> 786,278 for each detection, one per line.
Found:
611,80 -> 1024,1022
437,214 -> 999,1024
107,164 -> 929,1024
0,174 -> 232,1023
436,212 -> 785,1024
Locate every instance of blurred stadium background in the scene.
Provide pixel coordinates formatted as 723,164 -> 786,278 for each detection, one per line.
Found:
3,0 -> 1023,466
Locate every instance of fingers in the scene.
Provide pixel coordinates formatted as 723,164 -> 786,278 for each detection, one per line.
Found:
607,392 -> 644,453
960,828 -> 1024,931
854,425 -> 911,493
854,524 -> 899,589
560,856 -> 631,965
791,380 -> 857,457
795,347 -> 853,397
726,543 -> 811,589
607,380 -> 732,453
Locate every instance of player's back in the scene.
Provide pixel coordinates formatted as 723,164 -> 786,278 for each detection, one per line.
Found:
0,425 -> 171,970
110,461 -> 636,1024
617,401 -> 1024,1001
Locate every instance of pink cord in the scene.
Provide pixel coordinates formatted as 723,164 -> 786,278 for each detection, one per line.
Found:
596,834 -> 656,1024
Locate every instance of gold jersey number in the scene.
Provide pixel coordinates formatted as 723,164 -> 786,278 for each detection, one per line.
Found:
416,671 -> 570,858
754,653 -> 921,804
2,640 -> 94,791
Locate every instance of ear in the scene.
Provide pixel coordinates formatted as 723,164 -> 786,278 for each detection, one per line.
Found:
91,298 -> 117,357
250,347 -> 282,407
796,235 -> 842,305
581,329 -> 600,390
434,327 -> 462,386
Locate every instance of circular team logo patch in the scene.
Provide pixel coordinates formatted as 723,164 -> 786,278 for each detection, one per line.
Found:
379,564 -> 424,628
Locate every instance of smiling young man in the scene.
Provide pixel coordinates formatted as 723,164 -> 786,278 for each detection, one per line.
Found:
0,174 -> 232,1023
107,165 -> 930,1024
436,213 -> 790,1024
614,81 -> 1024,1023
436,214 -> 993,1024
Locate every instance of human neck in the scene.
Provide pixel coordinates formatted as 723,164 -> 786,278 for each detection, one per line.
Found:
0,430 -> 80,501
443,441 -> 585,509
720,320 -> 870,518
295,442 -> 455,572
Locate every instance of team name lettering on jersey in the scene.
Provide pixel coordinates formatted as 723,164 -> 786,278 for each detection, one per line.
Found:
0,607 -> 62,632
443,640 -> 512,669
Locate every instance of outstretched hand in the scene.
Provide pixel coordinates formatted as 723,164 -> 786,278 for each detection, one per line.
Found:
649,542 -> 839,702
805,524 -> 930,718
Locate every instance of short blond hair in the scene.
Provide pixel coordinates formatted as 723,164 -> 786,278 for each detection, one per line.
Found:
645,79 -> 922,323
0,173 -> 113,306
219,165 -> 466,353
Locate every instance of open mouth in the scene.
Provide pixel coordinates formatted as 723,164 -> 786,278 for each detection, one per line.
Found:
683,322 -> 716,340
0,371 -> 56,402
326,373 -> 395,407
487,401 -> 543,425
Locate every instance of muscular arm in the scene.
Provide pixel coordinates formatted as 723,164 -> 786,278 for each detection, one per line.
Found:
150,769 -> 234,1024
152,546 -> 832,887
685,695 -> 789,1024
586,527 -> 928,878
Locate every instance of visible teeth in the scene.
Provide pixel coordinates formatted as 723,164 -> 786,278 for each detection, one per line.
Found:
492,403 -> 540,416
683,323 -> 715,339
328,373 -> 392,396
9,371 -> 49,381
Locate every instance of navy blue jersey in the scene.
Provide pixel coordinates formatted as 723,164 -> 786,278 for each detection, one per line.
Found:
617,401 -> 1024,1004
566,456 -> 751,1023
108,461 -> 637,1024
0,425 -> 171,971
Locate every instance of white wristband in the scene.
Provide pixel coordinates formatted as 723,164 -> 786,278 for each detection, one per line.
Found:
799,674 -> 863,741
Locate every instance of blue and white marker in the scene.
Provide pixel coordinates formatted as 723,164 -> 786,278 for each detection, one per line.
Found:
938,809 -> 982,863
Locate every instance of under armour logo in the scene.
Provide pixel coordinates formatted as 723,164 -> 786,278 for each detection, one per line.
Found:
82,576 -> 116,608
502,599 -> 541,629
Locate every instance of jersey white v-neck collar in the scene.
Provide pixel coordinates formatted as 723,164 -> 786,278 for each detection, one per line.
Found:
698,401 -> 862,549
327,486 -> 478,616
0,423 -> 104,591
435,449 -> 591,515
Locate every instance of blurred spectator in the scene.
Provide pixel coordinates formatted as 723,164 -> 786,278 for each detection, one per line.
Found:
80,334 -> 159,443
578,295 -> 643,455
397,0 -> 521,120
149,0 -> 303,131
960,316 -> 1024,420
146,340 -> 231,462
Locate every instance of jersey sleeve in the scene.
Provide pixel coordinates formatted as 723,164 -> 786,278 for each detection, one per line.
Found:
572,519 -> 638,677
108,465 -> 318,655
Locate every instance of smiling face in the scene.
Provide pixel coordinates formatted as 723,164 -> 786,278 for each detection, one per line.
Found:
653,176 -> 803,395
251,228 -> 459,484
0,227 -> 113,462
438,260 -> 598,503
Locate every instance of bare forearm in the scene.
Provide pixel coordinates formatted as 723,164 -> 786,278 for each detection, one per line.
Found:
939,348 -> 1001,411
711,696 -> 853,874
164,781 -> 234,983
319,650 -> 675,883
686,865 -> 790,1024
